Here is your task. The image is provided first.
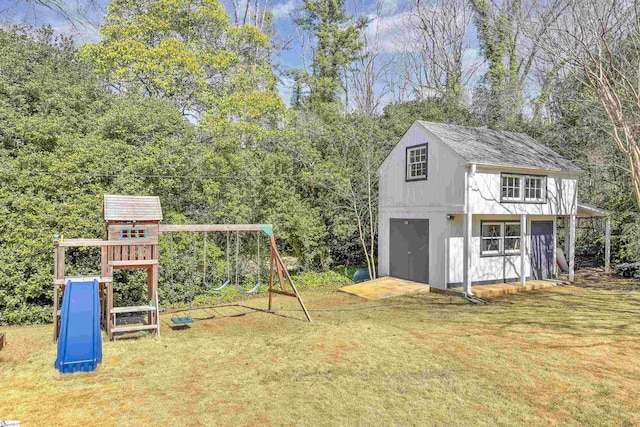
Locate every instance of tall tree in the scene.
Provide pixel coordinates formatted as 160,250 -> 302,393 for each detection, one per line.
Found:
470,0 -> 566,128
81,0 -> 283,138
405,0 -> 474,103
294,0 -> 363,105
545,0 -> 640,208
344,0 -> 394,116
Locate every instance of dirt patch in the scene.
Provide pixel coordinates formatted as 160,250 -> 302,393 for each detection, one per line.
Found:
568,267 -> 640,291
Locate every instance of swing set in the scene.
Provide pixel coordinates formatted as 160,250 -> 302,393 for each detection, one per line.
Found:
165,225 -> 309,324
169,229 -> 270,325
53,196 -> 312,343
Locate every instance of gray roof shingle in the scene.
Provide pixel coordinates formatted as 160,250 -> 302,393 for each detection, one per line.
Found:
418,121 -> 581,172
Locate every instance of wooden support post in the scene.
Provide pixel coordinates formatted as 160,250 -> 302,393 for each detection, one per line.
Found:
268,246 -> 274,312
107,281 -> 113,340
101,246 -> 109,332
53,242 -> 59,342
274,244 -> 286,291
604,217 -> 611,273
152,263 -> 160,337
147,266 -> 153,326
53,284 -> 59,342
269,237 -> 312,323
53,244 -> 65,342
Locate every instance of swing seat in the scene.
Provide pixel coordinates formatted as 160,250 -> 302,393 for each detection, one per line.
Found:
171,316 -> 194,324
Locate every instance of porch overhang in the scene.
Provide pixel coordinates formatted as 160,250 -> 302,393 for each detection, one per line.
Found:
577,203 -> 608,217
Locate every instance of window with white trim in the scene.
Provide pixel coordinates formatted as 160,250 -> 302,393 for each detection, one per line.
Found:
406,144 -> 427,181
481,221 -> 521,256
500,173 -> 546,202
524,176 -> 545,201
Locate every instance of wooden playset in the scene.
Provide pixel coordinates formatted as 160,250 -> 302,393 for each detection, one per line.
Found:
53,195 -> 311,343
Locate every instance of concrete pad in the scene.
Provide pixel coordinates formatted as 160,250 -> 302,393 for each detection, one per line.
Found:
339,277 -> 430,300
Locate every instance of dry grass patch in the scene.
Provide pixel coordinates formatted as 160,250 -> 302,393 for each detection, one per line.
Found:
1,277 -> 640,426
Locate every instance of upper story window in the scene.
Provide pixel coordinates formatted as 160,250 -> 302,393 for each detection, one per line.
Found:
120,227 -> 148,240
524,176 -> 544,201
501,175 -> 521,201
501,173 -> 546,203
406,144 -> 428,181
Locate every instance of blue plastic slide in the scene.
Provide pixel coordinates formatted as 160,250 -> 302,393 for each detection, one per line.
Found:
55,279 -> 102,374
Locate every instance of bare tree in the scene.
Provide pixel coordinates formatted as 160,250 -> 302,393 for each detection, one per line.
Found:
1,0 -> 103,41
402,0 -> 475,102
229,0 -> 274,32
342,0 -> 395,116
545,0 -> 640,206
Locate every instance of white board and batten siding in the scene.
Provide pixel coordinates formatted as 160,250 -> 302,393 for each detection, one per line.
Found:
377,121 -> 580,289
468,168 -> 578,216
377,122 -> 466,287
446,214 -> 559,285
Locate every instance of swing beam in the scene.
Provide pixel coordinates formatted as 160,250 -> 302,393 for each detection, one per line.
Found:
159,224 -> 271,233
159,224 -> 312,323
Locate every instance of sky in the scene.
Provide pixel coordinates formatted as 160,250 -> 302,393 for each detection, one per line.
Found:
0,0 -> 484,109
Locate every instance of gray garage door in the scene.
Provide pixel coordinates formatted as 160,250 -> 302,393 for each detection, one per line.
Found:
389,219 -> 429,284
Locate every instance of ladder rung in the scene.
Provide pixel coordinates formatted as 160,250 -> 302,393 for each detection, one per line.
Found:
111,305 -> 155,314
112,324 -> 158,333
108,260 -> 158,267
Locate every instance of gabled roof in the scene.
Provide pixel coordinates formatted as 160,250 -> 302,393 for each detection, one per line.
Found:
417,121 -> 581,172
103,195 -> 163,222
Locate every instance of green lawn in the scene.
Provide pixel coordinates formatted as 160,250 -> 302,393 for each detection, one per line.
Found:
1,275 -> 639,426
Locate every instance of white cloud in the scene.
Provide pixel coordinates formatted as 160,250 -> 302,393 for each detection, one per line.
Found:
365,12 -> 417,54
271,0 -> 297,22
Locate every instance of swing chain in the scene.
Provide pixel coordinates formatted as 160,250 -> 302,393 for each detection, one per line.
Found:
202,231 -> 207,286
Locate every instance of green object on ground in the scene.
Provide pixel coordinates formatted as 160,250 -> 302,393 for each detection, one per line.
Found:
171,317 -> 194,325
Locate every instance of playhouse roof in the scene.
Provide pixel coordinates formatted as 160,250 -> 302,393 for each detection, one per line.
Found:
417,121 -> 581,172
103,195 -> 163,222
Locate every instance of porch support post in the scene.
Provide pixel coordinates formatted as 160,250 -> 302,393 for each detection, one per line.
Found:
463,212 -> 473,295
520,214 -> 527,286
605,217 -> 611,273
569,214 -> 576,281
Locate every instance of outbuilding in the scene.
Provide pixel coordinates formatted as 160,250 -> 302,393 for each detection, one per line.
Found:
376,121 -> 610,295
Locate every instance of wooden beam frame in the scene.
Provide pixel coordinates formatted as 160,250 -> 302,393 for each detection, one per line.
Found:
53,221 -> 311,343
159,224 -> 271,233
267,236 -> 312,322
163,226 -> 312,323
58,239 -> 157,247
